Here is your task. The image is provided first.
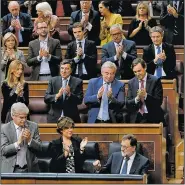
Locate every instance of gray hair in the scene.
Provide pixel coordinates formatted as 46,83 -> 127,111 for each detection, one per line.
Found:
110,24 -> 123,33
8,1 -> 20,8
150,26 -> 164,36
11,102 -> 29,117
101,61 -> 117,72
36,2 -> 53,16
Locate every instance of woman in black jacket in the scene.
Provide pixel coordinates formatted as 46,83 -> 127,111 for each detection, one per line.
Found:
48,116 -> 88,173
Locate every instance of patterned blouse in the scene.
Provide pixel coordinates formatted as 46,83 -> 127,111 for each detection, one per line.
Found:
65,145 -> 75,173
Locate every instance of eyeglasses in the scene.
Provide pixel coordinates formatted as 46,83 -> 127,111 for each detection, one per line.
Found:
111,32 -> 122,37
121,145 -> 131,150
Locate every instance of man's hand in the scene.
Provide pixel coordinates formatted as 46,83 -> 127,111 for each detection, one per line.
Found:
39,48 -> 50,58
81,14 -> 89,26
22,128 -> 31,143
97,86 -> 104,99
14,19 -> 22,30
93,160 -> 101,171
116,45 -> 123,59
76,47 -> 83,58
17,130 -> 24,146
64,85 -> 71,97
107,88 -> 113,99
56,87 -> 64,99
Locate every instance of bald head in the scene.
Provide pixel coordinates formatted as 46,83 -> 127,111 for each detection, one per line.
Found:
8,1 -> 20,16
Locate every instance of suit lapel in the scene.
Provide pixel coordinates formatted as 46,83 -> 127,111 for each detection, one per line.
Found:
19,13 -> 23,26
47,37 -> 52,53
122,40 -> 128,53
97,77 -> 103,92
73,41 -> 77,57
9,121 -> 17,142
146,74 -> 152,93
133,78 -> 139,97
151,44 -> 156,59
111,79 -> 118,97
34,39 -> 40,55
178,0 -> 184,13
88,10 -> 94,24
116,154 -> 124,174
129,153 -> 140,174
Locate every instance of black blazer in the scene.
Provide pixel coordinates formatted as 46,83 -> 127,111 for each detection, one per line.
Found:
160,0 -> 184,44
143,42 -> 176,79
44,76 -> 83,123
65,39 -> 97,79
48,136 -> 85,173
27,37 -> 62,81
2,12 -> 33,46
100,152 -> 149,175
1,81 -> 29,123
68,9 -> 100,45
127,74 -> 165,124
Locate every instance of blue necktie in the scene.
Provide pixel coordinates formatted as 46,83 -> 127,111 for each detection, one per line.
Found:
101,83 -> 109,121
156,46 -> 163,78
121,157 -> 130,174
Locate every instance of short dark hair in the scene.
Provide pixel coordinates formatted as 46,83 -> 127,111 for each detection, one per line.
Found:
72,22 -> 84,31
122,134 -> 137,147
56,116 -> 75,134
131,58 -> 147,70
60,59 -> 74,70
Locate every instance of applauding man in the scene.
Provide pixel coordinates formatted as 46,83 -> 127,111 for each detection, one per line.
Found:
44,60 -> 83,123
84,61 -> 125,123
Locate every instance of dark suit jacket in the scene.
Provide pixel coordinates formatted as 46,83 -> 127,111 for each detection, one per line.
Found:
127,74 -> 165,124
160,0 -> 184,44
44,76 -> 83,123
48,136 -> 85,173
68,9 -> 100,45
27,37 -> 62,81
2,12 -> 33,46
101,40 -> 137,79
143,42 -> 176,79
84,77 -> 125,123
1,81 -> 29,123
65,39 -> 97,79
1,121 -> 42,173
100,152 -> 149,175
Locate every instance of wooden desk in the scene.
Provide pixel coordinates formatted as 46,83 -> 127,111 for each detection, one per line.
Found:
38,123 -> 166,184
1,173 -> 147,184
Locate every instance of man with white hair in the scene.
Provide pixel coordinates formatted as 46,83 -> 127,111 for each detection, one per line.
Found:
101,24 -> 137,80
2,1 -> 33,46
84,61 -> 125,123
1,102 -> 42,173
68,0 -> 100,45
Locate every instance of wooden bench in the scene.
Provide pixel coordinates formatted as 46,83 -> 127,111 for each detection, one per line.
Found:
38,123 -> 166,184
1,173 -> 147,184
19,46 -> 184,61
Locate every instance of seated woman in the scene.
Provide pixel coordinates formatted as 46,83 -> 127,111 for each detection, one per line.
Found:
32,2 -> 60,41
127,2 -> 157,45
48,116 -> 88,173
99,1 -> 123,46
1,32 -> 25,81
1,60 -> 29,123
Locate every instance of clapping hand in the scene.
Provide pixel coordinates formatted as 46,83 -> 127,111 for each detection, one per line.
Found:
16,83 -> 24,96
97,86 -> 104,99
93,160 -> 101,171
63,143 -> 70,157
22,128 -> 31,143
76,47 -> 83,58
80,137 -> 88,151
64,85 -> 71,97
107,87 -> 113,99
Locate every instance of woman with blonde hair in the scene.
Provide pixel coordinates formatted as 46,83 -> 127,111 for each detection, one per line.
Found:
1,60 -> 29,123
32,2 -> 60,40
99,1 -> 123,46
127,2 -> 157,45
1,32 -> 25,80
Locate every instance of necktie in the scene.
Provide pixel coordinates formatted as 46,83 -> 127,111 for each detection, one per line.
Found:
156,46 -> 163,78
13,17 -> 20,43
139,80 -> 145,115
17,127 -> 27,168
173,0 -> 178,11
116,44 -> 121,67
121,157 -> 130,174
101,83 -> 110,121
78,42 -> 83,77
62,79 -> 67,100
56,0 -> 64,17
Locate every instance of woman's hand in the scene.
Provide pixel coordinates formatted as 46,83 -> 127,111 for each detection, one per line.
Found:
63,143 -> 70,158
6,49 -> 16,60
16,83 -> 24,96
80,137 -> 88,151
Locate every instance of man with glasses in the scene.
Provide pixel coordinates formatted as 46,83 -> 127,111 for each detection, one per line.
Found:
93,134 -> 149,175
44,60 -> 83,123
84,61 -> 125,123
1,102 -> 42,173
101,24 -> 137,80
27,20 -> 62,81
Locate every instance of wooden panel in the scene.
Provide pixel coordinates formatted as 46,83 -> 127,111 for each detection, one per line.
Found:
38,123 -> 166,184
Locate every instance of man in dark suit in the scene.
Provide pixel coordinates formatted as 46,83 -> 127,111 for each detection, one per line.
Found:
84,61 -> 125,123
93,134 -> 149,175
2,1 -> 33,47
1,102 -> 42,173
127,58 -> 165,124
44,60 -> 83,123
68,0 -> 100,45
27,21 -> 62,81
143,26 -> 176,79
160,0 -> 184,45
65,22 -> 97,80
102,24 -> 137,80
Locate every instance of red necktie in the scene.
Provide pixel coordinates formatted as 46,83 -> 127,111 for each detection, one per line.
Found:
139,80 -> 145,115
56,0 -> 64,17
